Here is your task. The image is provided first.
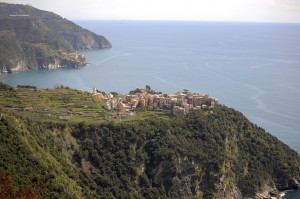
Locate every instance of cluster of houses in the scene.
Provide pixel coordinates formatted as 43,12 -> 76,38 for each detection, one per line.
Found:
92,86 -> 218,116
57,50 -> 85,61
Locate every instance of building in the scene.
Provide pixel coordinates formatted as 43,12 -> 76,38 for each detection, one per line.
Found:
101,86 -> 219,116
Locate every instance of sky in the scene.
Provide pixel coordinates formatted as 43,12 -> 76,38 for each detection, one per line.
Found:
2,0 -> 300,23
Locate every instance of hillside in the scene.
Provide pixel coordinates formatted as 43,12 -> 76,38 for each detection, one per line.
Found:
0,3 -> 111,73
0,82 -> 300,198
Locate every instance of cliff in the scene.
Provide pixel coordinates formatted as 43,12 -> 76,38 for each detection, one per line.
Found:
0,83 -> 299,198
0,3 -> 111,73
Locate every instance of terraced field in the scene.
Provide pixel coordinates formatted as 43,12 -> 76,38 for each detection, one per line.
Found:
0,83 -> 107,123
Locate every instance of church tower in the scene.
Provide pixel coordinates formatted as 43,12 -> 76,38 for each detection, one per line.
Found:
93,86 -> 97,94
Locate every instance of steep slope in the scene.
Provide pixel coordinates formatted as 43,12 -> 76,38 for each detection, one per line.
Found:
0,111 -> 96,198
71,108 -> 300,198
0,84 -> 300,198
0,3 -> 112,49
0,3 -> 111,73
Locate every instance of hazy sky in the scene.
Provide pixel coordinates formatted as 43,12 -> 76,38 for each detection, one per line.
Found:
2,0 -> 300,23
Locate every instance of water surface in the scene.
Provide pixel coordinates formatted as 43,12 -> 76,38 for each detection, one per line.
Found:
1,21 -> 300,154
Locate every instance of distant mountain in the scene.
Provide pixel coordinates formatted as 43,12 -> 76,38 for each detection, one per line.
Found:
0,3 -> 111,72
0,83 -> 299,199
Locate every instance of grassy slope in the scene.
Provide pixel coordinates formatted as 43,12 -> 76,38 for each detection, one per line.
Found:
0,83 -> 105,124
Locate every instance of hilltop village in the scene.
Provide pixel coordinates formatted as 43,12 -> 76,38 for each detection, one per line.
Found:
92,86 -> 219,116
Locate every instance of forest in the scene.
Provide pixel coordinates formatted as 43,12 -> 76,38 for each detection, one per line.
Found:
0,83 -> 300,198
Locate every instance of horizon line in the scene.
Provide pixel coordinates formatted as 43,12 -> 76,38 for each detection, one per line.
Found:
70,18 -> 300,25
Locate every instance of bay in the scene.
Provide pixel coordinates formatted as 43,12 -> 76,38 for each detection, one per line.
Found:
1,20 -> 300,157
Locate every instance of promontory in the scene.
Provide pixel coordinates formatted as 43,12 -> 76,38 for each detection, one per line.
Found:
0,83 -> 299,199
0,2 -> 112,73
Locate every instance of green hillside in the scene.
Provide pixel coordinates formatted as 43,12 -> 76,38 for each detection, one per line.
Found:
0,3 -> 111,73
0,83 -> 299,198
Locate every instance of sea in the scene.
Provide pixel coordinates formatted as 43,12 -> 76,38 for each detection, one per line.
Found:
1,21 -> 300,197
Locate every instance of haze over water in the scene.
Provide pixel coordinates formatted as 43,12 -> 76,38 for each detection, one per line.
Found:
1,21 -> 300,157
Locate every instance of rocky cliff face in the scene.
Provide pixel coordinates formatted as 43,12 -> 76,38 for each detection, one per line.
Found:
149,158 -> 208,199
0,3 -> 111,73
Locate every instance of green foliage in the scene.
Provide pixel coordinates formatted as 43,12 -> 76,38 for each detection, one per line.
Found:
0,85 -> 105,123
0,171 -> 46,199
110,91 -> 122,98
70,107 -> 300,198
0,17 -> 72,71
0,30 -> 24,69
129,88 -> 143,94
0,84 -> 300,198
0,82 -> 14,91
0,2 -> 111,72
17,85 -> 37,89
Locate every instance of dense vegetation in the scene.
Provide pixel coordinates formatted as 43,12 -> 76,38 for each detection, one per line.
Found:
0,2 -> 111,72
0,17 -> 71,70
0,83 -> 300,198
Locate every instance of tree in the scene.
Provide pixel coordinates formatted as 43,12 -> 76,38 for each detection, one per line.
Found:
146,85 -> 151,93
0,171 -> 13,199
0,171 -> 45,199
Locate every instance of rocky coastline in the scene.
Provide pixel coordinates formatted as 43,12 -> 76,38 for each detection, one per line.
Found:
1,51 -> 88,73
256,183 -> 300,199
0,2 -> 111,74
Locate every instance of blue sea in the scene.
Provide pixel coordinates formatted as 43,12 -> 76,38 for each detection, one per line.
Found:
1,20 -> 300,163
1,19 -> 300,198
284,190 -> 300,199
